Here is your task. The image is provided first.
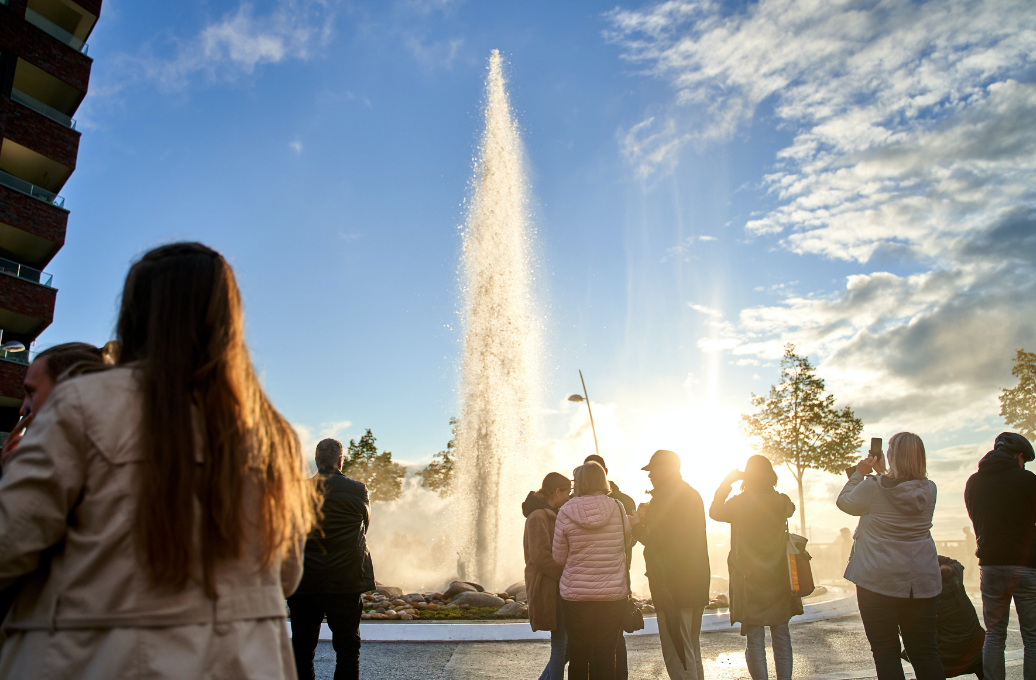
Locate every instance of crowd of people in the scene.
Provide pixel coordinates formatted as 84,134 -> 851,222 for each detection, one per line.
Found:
0,240 -> 1031,680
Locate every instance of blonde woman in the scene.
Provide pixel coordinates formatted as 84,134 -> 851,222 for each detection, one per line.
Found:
837,432 -> 943,680
553,461 -> 634,680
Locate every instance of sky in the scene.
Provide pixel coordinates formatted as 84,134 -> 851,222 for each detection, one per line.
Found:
38,0 -> 1036,544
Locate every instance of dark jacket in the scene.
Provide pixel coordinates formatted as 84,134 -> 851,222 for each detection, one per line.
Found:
631,479 -> 710,610
710,487 -> 802,628
609,481 -> 637,516
522,491 -> 563,631
928,556 -> 984,677
965,448 -> 1036,567
294,469 -> 376,595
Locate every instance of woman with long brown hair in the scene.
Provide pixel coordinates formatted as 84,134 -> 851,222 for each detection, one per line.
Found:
0,242 -> 319,679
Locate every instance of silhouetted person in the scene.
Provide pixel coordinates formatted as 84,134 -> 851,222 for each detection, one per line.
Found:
289,438 -> 376,680
711,455 -> 800,680
965,432 -> 1036,680
633,450 -> 710,680
585,454 -> 635,678
903,556 -> 984,679
523,472 -> 572,680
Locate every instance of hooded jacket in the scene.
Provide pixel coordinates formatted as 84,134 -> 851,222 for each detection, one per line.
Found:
965,437 -> 1036,568
552,494 -> 632,601
837,471 -> 941,598
522,492 -> 563,631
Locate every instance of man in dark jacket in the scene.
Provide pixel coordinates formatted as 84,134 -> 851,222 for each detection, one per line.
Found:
584,454 -> 636,679
289,438 -> 377,680
965,432 -> 1036,680
632,449 -> 711,680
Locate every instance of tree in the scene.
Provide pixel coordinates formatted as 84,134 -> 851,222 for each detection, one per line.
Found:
1000,349 -> 1036,440
418,417 -> 457,498
343,430 -> 406,502
740,344 -> 864,535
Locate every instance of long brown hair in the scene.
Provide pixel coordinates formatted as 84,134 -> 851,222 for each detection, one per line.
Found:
117,242 -> 318,598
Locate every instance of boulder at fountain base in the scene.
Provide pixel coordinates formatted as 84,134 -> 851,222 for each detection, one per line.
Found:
443,581 -> 483,600
495,602 -> 528,617
376,586 -> 403,598
449,592 -> 505,608
504,581 -> 527,602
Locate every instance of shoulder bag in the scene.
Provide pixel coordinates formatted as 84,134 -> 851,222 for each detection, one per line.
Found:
786,528 -> 815,597
615,500 -> 645,633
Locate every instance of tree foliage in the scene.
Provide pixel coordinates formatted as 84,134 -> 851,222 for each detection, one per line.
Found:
740,344 -> 864,534
418,418 -> 457,498
343,429 -> 406,502
1000,349 -> 1036,441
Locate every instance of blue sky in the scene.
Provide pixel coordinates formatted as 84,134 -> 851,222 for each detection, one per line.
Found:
38,0 -> 1035,540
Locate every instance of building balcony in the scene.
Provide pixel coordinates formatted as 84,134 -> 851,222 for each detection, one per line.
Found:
0,358 -> 27,409
0,268 -> 56,337
0,256 -> 52,288
11,88 -> 76,129
24,8 -> 88,54
0,168 -> 65,208
0,182 -> 67,269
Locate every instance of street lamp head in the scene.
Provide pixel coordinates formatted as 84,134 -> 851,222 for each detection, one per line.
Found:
1,341 -> 25,353
567,394 -> 584,402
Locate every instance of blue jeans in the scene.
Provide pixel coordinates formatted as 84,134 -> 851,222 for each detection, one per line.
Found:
744,623 -> 793,680
981,565 -> 1036,680
538,590 -> 568,680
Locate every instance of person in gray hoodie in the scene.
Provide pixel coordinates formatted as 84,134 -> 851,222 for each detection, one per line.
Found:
837,432 -> 943,680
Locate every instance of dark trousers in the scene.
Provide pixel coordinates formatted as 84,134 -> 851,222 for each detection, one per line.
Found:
615,632 -> 628,679
288,591 -> 363,680
562,598 -> 626,680
857,586 -> 946,680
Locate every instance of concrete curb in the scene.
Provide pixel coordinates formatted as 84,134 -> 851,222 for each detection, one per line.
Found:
301,587 -> 859,642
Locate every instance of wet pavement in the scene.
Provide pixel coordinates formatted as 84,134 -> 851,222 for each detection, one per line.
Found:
312,594 -> 1026,679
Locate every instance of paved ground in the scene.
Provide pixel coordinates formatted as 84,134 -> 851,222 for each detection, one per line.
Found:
313,595 -> 1027,679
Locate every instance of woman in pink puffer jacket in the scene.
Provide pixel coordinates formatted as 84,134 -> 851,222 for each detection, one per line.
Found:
553,461 -> 634,680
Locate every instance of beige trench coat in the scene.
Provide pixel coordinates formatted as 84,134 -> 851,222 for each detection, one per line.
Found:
0,367 -> 302,680
523,505 -> 562,631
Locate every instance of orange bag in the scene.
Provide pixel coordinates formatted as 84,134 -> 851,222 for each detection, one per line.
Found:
787,533 -> 815,597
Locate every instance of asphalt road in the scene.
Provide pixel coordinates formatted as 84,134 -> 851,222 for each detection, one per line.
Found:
312,602 -> 1027,679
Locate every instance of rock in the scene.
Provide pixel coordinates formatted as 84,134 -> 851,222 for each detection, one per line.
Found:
370,612 -> 386,620
431,592 -> 444,600
415,602 -> 428,609
443,581 -> 478,600
400,613 -> 413,621
495,592 -> 509,599
505,581 -> 527,600
386,611 -> 400,620
377,586 -> 403,598
360,612 -> 372,620
392,599 -> 407,606
494,601 -> 527,617
406,594 -> 426,602
505,599 -> 515,604
450,592 -> 506,609
445,603 -> 460,610
426,603 -> 440,611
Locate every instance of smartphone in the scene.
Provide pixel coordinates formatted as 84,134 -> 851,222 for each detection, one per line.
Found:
871,437 -> 884,466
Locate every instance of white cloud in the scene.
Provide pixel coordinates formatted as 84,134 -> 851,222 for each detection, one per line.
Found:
687,302 -> 721,317
132,1 -> 337,90
607,0 -> 1036,434
289,139 -> 303,154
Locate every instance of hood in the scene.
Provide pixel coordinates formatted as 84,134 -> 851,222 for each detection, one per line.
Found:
564,494 -> 620,529
878,477 -> 935,515
994,432 -> 1035,462
978,448 -> 1023,474
522,491 -> 553,518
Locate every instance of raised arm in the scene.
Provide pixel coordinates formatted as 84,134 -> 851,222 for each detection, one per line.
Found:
836,471 -> 875,516
709,471 -> 741,523
0,383 -> 88,589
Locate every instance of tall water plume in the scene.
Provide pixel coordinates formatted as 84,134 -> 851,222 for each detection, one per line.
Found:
452,50 -> 540,589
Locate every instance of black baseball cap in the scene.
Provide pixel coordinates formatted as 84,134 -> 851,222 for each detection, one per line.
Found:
642,449 -> 681,471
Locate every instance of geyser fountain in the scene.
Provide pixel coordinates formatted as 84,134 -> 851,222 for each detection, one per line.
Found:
451,50 -> 541,589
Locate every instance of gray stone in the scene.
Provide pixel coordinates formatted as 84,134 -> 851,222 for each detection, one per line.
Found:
443,581 -> 477,600
494,602 -> 528,618
376,586 -> 403,598
449,592 -> 505,609
504,581 -> 527,601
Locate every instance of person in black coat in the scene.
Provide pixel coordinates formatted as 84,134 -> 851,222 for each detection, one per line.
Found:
710,455 -> 801,680
964,432 -> 1036,680
289,438 -> 377,680
631,449 -> 710,680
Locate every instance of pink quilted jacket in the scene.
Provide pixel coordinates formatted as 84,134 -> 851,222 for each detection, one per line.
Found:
552,494 -> 632,601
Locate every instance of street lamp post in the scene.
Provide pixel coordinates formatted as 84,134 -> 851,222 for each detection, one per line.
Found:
567,370 -> 600,458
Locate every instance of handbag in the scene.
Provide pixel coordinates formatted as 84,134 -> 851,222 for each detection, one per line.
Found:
786,530 -> 815,597
615,500 -> 645,633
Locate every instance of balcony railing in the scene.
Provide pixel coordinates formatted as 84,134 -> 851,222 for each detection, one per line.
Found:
0,257 -> 53,288
0,169 -> 65,208
11,88 -> 76,129
24,8 -> 88,54
0,348 -> 29,365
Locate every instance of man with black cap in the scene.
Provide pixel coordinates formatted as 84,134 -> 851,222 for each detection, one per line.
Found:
632,450 -> 710,680
965,432 -> 1036,680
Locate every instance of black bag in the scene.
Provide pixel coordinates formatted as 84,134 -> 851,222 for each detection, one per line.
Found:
615,500 -> 645,633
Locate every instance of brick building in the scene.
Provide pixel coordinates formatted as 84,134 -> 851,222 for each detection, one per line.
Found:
0,0 -> 100,431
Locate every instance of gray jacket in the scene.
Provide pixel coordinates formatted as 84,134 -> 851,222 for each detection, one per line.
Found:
837,471 -> 941,599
